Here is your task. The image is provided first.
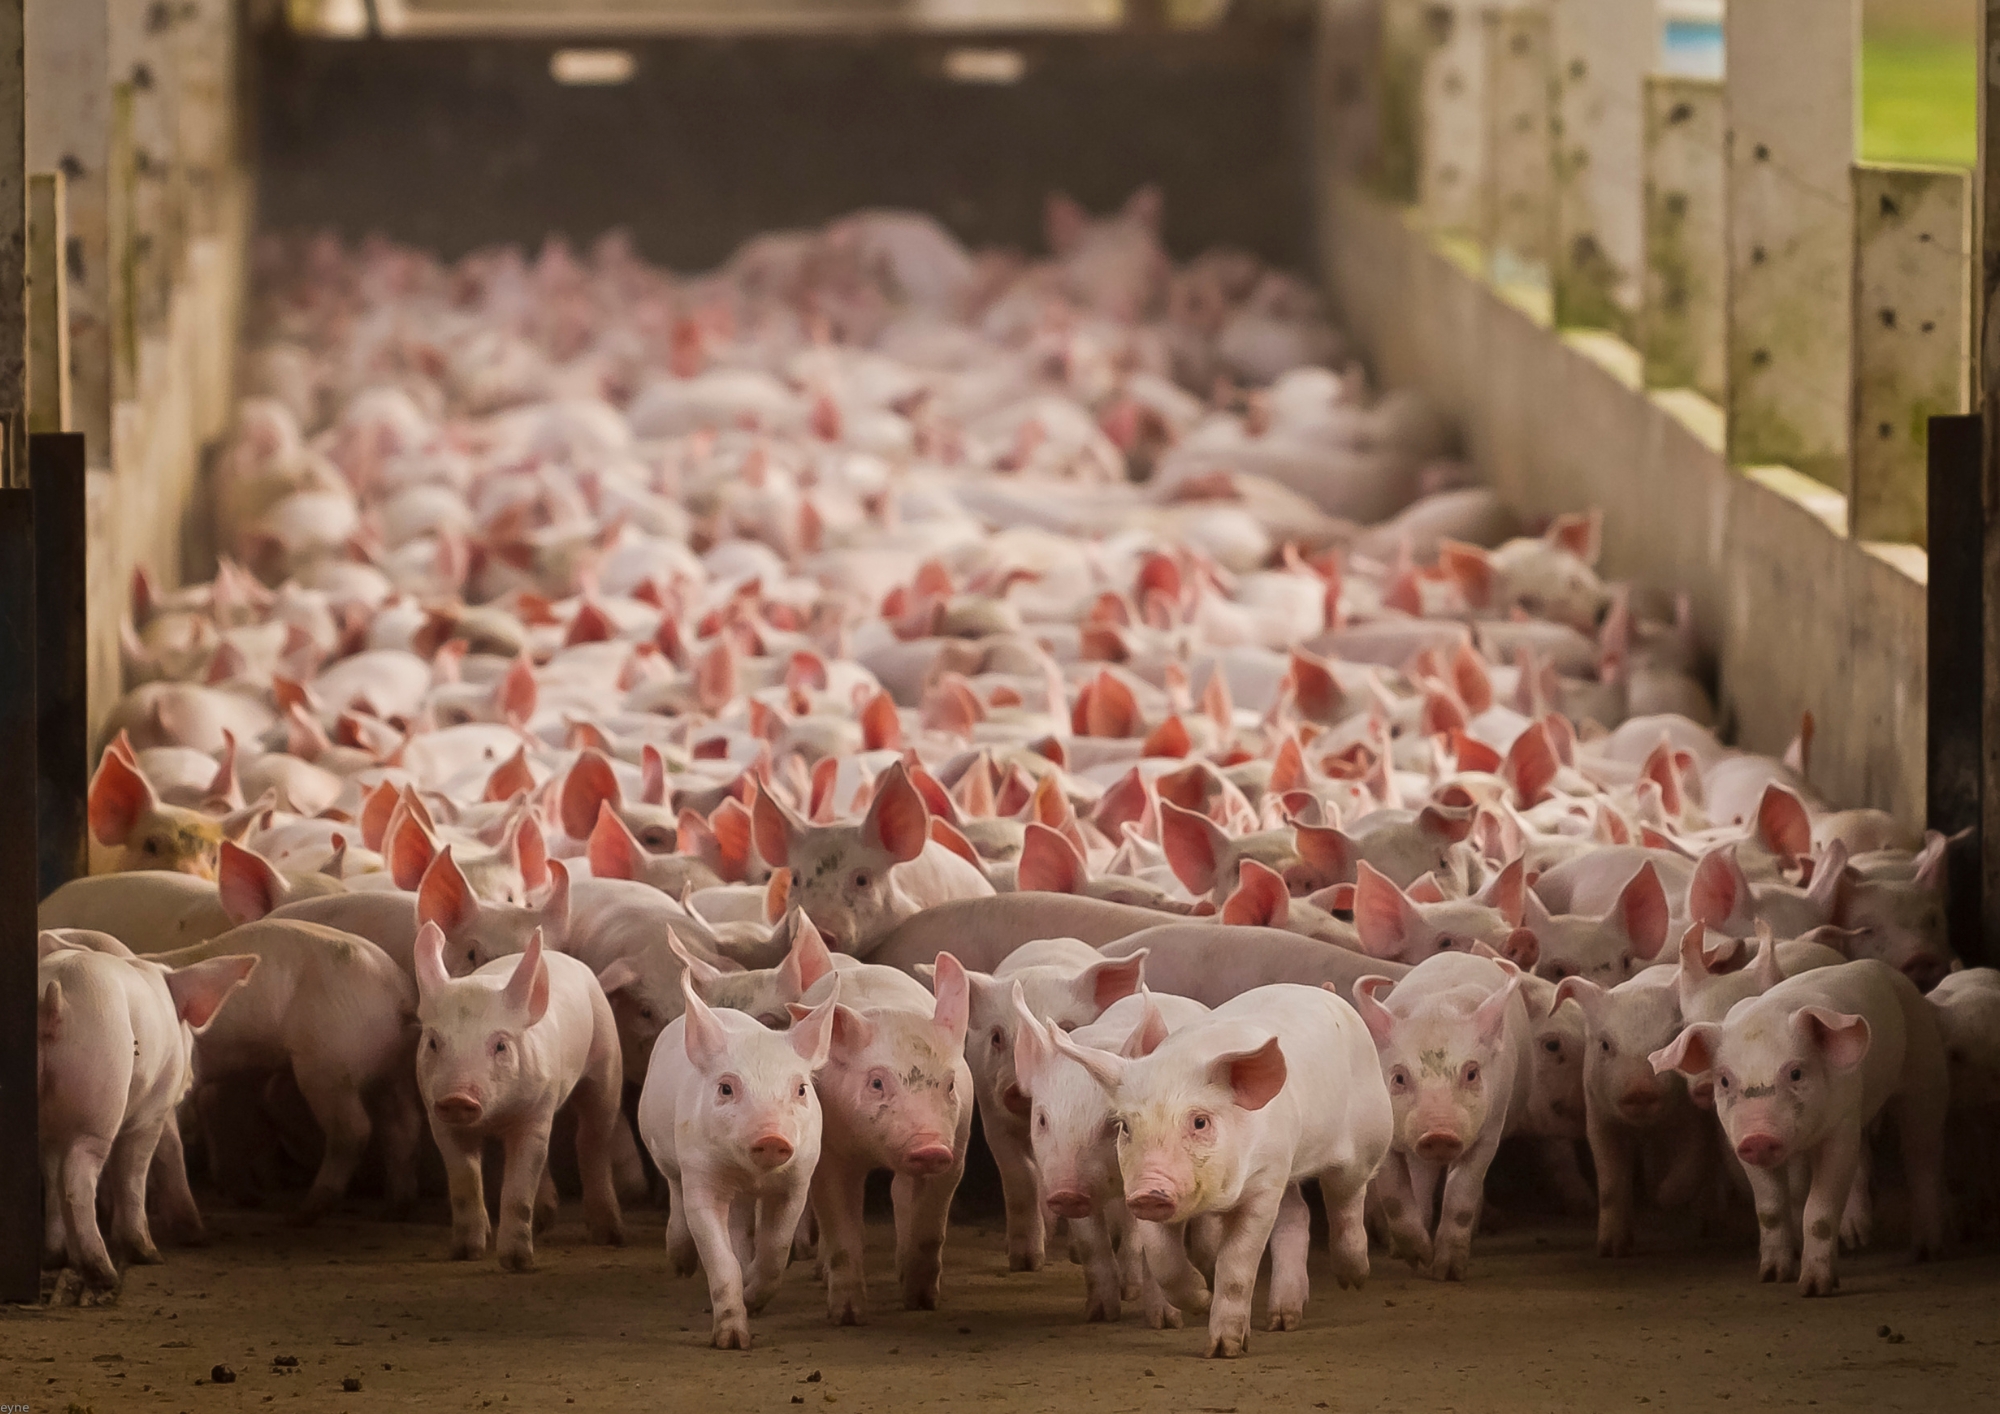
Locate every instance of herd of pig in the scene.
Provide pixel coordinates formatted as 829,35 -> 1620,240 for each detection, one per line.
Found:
31,190 -> 2000,1359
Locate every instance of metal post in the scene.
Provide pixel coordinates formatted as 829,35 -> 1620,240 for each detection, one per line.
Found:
34,433 -> 87,901
1981,1 -> 2000,950
0,486 -> 38,1304
1929,413 -> 1984,966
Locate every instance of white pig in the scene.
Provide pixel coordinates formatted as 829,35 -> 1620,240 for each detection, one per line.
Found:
414,923 -> 626,1271
637,973 -> 839,1348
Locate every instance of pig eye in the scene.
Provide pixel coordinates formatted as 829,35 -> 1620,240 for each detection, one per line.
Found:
492,1039 -> 507,1056
638,1006 -> 656,1022
641,829 -> 673,849
1716,1075 -> 1731,1091
798,1083 -> 808,1097
1389,1068 -> 1409,1091
1598,1039 -> 1610,1054
990,1027 -> 1006,1050
719,1082 -> 734,1098
1461,1062 -> 1480,1086
1787,1066 -> 1804,1083
946,1077 -> 956,1097
1191,1115 -> 1208,1131
1036,1111 -> 1048,1130
1542,1038 -> 1561,1055
426,1034 -> 440,1053
870,1076 -> 886,1094
852,871 -> 873,891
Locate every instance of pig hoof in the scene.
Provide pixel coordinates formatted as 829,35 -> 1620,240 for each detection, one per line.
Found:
1203,1331 -> 1249,1359
1149,1304 -> 1184,1331
592,1222 -> 627,1248
712,1320 -> 752,1350
1121,1283 -> 1142,1303
1840,1217 -> 1871,1252
125,1240 -> 165,1267
829,1301 -> 866,1327
1597,1235 -> 1632,1260
1008,1250 -> 1043,1273
499,1246 -> 537,1274
671,1257 -> 699,1279
903,1286 -> 940,1312
1266,1310 -> 1302,1333
450,1235 -> 488,1262
532,1207 -> 558,1236
1084,1296 -> 1119,1324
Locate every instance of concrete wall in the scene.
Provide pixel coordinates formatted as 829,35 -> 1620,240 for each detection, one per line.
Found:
1321,184 -> 1929,822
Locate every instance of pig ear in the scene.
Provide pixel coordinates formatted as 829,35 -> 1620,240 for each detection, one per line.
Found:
1221,859 -> 1289,928
1792,1007 -> 1871,1071
781,913 -> 837,996
789,990 -> 839,1070
1912,831 -> 1951,892
1477,856 -> 1527,926
1047,1028 -> 1129,1095
1551,975 -> 1603,1019
861,763 -> 930,865
1650,1022 -> 1722,1078
165,954 -> 260,1032
1674,919 -> 1714,992
1351,975 -> 1398,1047
1353,862 -> 1419,960
588,801 -> 645,881
1501,927 -> 1539,969
1418,803 -> 1475,845
536,858 -> 571,944
1614,862 -> 1671,961
1755,784 -> 1812,861
1748,922 -> 1786,993
1076,951 -> 1146,1013
1045,191 -> 1089,254
1159,800 -> 1225,897
665,927 -> 724,993
416,845 -> 479,936
1291,821 -> 1356,885
1405,872 -> 1446,905
826,1004 -> 877,1059
680,972 -> 730,1070
1017,822 -> 1088,894
414,921 -> 451,998
596,957 -> 641,997
930,951 -> 970,1046
1211,1035 -> 1287,1111
1686,847 -> 1745,930
218,839 -> 287,925
563,750 -> 624,842
88,747 -> 158,846
39,979 -> 63,1045
509,812 -> 549,894
499,654 -> 538,726
1122,183 -> 1165,231
503,929 -> 551,1027
751,778 -> 806,870
390,807 -> 440,891
1118,988 -> 1174,1059
1472,974 -> 1522,1043
1010,983 -> 1051,1095
1545,509 -> 1602,566
1804,838 -> 1849,917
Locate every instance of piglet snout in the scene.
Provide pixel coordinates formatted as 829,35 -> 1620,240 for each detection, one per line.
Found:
1414,1130 -> 1465,1164
1901,956 -> 1948,992
1045,1189 -> 1094,1220
749,1135 -> 795,1170
901,1143 -> 956,1177
1735,1132 -> 1786,1168
1126,1188 -> 1178,1223
434,1093 -> 484,1127
1001,1084 -> 1031,1117
1617,1083 -> 1662,1118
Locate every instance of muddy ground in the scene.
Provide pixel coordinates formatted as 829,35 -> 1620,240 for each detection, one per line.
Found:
7,1194 -> 1998,1414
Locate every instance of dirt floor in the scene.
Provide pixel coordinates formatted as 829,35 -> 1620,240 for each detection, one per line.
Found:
7,1195 -> 1999,1414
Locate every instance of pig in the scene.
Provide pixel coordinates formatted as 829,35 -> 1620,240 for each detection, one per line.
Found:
87,745 -> 227,877
1351,954 -> 1530,1280
636,973 -> 839,1348
414,923 -> 627,1271
953,939 -> 1148,1271
1650,959 -> 1948,1295
1013,986 -> 1212,1323
1101,922 -> 1409,1009
866,893 -> 1168,974
39,870 -> 236,953
1836,857 -> 1955,991
1345,857 -> 1532,967
1551,967 -> 1713,1257
1685,842 -> 1840,941
1928,969 -> 2000,1231
677,911 -> 862,1029
1050,982 -> 1393,1356
1520,861 -> 1672,984
802,952 -> 974,1324
36,943 -> 258,1302
148,919 -> 422,1220
752,762 -> 995,953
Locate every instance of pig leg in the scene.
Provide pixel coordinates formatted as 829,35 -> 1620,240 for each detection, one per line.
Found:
571,1073 -> 628,1247
811,1153 -> 871,1325
1111,1198 -> 1145,1303
1838,1140 -> 1872,1251
1539,1136 -> 1599,1217
1138,1237 -> 1184,1331
747,1181 -> 812,1316
149,1112 -> 208,1245
1587,1114 -> 1639,1258
663,1172 -> 698,1276
791,1205 -> 818,1264
57,1138 -> 119,1300
291,1066 -> 371,1224
1264,1184 -> 1312,1332
1373,1154 -> 1434,1269
497,1120 -> 556,1273
681,1171 -> 754,1349
1430,1132 -> 1504,1281
375,1078 -> 424,1221
1797,1126 -> 1864,1297
534,1168 -> 559,1235
1317,1170 -> 1372,1291
1203,1188 -> 1285,1358
1070,1213 -> 1121,1323
40,1149 -> 67,1269
1188,1214 -> 1224,1278
1652,1112 -> 1713,1213
1742,1159 -> 1799,1284
891,1158 -> 965,1311
1143,1220 -> 1210,1314
432,1123 -> 491,1261
1894,1085 -> 1948,1262
982,1107 -> 1045,1272
105,1113 -> 169,1267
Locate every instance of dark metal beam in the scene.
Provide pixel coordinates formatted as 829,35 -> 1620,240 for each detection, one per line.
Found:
1928,414 -> 1984,965
34,433 -> 87,900
0,486 -> 40,1303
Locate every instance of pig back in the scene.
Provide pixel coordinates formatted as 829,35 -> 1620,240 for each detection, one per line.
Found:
1102,925 -> 1410,1007
866,894 -> 1169,972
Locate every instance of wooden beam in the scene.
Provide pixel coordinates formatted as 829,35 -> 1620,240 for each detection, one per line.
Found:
1419,0 -> 1488,240
1977,0 -> 2000,957
1642,75 -> 1726,401
1724,0 -> 1859,488
0,0 -> 26,489
1550,0 -> 1654,333
1848,164 -> 1971,547
34,433 -> 87,901
0,487 -> 36,1304
27,170 -> 70,435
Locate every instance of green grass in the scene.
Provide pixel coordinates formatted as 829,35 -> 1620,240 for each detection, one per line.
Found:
1861,35 -> 1977,168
